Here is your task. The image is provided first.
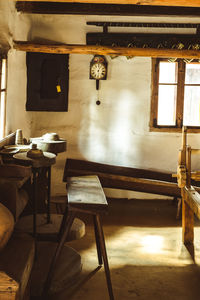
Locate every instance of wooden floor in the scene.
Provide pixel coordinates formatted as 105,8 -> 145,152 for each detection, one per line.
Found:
31,198 -> 200,300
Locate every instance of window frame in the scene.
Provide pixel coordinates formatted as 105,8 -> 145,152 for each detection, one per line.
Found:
150,58 -> 200,133
0,55 -> 7,139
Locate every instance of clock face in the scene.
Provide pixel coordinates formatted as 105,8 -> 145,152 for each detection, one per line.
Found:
90,63 -> 106,80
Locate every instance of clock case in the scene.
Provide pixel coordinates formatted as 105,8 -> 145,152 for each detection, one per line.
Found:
89,55 -> 107,80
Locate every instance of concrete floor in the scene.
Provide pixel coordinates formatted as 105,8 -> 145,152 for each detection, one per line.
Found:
31,198 -> 200,300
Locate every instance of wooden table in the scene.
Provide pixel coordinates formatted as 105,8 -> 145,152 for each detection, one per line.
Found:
13,152 -> 56,239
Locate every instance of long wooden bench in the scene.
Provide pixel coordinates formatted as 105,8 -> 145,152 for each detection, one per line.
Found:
63,158 -> 183,197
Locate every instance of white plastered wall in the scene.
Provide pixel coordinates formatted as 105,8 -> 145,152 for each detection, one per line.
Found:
3,8 -> 200,198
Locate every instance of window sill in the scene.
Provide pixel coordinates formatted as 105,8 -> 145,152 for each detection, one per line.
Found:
149,126 -> 200,133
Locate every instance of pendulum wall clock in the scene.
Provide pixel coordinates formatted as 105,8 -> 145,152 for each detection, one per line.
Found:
89,55 -> 107,90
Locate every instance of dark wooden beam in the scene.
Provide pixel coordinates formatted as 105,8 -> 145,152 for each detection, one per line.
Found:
16,2 -> 200,16
63,159 -> 177,183
63,159 -> 200,198
13,0 -> 200,8
13,41 -> 200,59
86,32 -> 200,49
87,21 -> 200,28
63,159 -> 181,197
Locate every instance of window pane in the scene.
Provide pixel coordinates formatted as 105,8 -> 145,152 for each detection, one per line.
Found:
1,59 -> 6,90
157,85 -> 177,126
185,63 -> 200,84
159,62 -> 177,84
183,86 -> 200,126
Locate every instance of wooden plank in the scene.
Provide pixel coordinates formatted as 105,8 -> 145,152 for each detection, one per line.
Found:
0,132 -> 15,150
150,126 -> 200,133
87,21 -> 200,28
67,175 -> 108,212
63,158 -> 200,197
184,146 -> 194,244
66,168 -> 182,197
13,41 -> 200,59
191,149 -> 200,154
150,58 -> 159,128
63,158 -> 177,183
0,233 -> 35,300
184,186 -> 200,219
178,127 -> 194,245
176,59 -> 185,127
0,272 -> 19,300
14,1 -> 200,8
15,2 -> 200,16
0,164 -> 32,179
86,33 -> 200,49
182,189 -> 194,244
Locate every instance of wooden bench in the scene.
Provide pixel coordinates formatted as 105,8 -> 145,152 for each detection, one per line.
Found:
63,158 -> 183,197
43,175 -> 114,300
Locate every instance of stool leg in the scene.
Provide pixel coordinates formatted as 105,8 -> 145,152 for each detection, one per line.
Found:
93,215 -> 103,265
32,169 -> 38,259
58,200 -> 69,242
95,214 -> 114,300
42,211 -> 75,297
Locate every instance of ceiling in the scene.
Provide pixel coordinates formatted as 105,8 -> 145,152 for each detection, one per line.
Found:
14,0 -> 200,7
2,0 -> 200,55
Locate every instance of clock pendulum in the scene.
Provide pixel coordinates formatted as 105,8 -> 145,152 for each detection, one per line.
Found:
96,89 -> 101,105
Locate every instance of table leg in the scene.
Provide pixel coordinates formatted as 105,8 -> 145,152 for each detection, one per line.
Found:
32,168 -> 38,257
95,214 -> 114,300
47,166 -> 51,224
93,215 -> 103,266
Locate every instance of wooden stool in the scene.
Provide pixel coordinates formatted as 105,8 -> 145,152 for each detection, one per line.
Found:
43,175 -> 114,300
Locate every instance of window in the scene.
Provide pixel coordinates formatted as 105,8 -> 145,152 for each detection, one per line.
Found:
0,57 -> 7,139
150,58 -> 200,132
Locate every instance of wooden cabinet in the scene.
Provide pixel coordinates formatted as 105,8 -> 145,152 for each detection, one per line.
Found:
26,52 -> 69,111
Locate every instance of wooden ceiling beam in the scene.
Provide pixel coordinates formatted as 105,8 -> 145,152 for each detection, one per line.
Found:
16,2 -> 200,16
13,41 -> 200,59
14,0 -> 200,7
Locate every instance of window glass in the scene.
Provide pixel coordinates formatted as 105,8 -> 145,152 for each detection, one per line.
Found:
159,62 -> 177,84
183,86 -> 200,126
157,85 -> 177,126
185,63 -> 200,84
1,59 -> 6,89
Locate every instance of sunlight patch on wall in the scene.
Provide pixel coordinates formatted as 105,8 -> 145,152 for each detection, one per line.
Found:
78,95 -> 107,162
78,89 -> 140,165
107,90 -> 137,165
